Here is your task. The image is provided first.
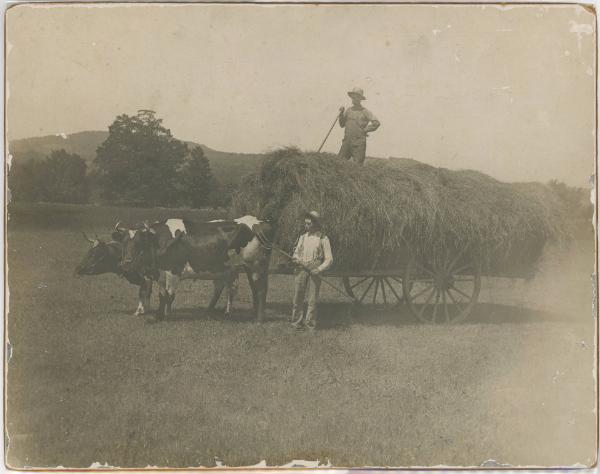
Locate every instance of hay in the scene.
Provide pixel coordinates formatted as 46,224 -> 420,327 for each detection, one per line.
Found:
230,148 -> 569,275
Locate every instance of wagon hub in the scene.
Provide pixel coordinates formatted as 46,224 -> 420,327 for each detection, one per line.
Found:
435,273 -> 454,290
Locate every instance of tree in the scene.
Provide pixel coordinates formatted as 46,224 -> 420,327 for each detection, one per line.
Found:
208,181 -> 237,209
548,179 -> 593,220
42,150 -> 89,203
176,146 -> 217,208
9,149 -> 88,203
95,110 -> 188,207
9,159 -> 45,202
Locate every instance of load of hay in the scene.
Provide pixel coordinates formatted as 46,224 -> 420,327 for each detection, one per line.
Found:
230,148 -> 570,277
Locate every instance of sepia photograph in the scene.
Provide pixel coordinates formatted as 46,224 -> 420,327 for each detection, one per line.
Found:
4,2 -> 598,469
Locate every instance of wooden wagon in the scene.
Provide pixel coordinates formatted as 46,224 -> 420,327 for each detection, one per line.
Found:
181,227 -> 542,324
267,246 -> 483,324
265,234 -> 544,324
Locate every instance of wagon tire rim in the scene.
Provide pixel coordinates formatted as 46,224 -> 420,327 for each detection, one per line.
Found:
403,255 -> 481,324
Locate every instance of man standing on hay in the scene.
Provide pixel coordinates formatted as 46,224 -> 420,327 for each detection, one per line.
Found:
290,211 -> 333,330
338,87 -> 380,165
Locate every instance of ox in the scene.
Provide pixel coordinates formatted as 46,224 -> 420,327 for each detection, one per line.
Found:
75,232 -> 153,316
117,216 -> 273,322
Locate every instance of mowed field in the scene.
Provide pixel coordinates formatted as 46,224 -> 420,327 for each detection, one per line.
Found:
5,202 -> 597,468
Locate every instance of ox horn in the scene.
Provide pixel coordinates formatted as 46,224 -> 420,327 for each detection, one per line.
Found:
142,221 -> 155,233
82,232 -> 97,244
114,221 -> 126,232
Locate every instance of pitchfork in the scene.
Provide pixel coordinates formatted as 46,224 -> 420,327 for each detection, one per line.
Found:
255,230 -> 359,305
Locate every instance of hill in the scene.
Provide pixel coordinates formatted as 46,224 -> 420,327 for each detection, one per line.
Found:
8,131 -> 263,185
9,131 -> 109,165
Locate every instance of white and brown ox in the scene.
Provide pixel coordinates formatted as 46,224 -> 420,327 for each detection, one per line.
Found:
75,231 -> 153,316
117,216 -> 273,322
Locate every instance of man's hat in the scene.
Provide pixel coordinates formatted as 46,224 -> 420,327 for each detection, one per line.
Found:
347,87 -> 366,100
303,210 -> 321,225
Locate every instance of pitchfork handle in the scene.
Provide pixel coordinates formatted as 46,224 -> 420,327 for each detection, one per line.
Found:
269,245 -> 357,303
317,113 -> 340,153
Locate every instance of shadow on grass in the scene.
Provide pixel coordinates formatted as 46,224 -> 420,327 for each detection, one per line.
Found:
316,302 -> 565,328
146,308 -> 254,324
150,301 -> 564,328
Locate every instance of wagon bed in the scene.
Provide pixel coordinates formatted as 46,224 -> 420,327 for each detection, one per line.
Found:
268,248 -> 482,324
183,246 -> 537,324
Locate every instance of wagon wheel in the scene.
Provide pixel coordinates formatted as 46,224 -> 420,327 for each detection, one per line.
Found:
403,254 -> 481,323
342,276 -> 404,306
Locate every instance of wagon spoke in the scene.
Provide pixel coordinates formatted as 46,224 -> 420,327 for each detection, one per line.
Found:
446,247 -> 467,274
446,288 -> 459,306
445,295 -> 458,318
390,276 -> 404,285
431,290 -> 440,323
359,277 -> 376,303
409,282 -> 436,301
350,277 -> 370,289
450,284 -> 472,301
442,291 -> 450,322
417,287 -> 437,319
380,278 -> 388,305
448,286 -> 466,304
384,277 -> 403,303
452,263 -> 473,275
372,278 -> 380,304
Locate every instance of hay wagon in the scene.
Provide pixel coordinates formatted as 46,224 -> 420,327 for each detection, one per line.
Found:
232,149 -> 567,324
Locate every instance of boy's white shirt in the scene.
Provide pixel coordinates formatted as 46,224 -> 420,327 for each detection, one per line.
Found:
293,232 -> 333,273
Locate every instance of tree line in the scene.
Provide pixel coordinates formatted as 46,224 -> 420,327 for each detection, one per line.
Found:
8,110 -> 595,221
9,110 -> 229,208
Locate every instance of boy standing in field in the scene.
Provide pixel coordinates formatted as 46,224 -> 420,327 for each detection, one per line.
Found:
290,211 -> 333,331
338,87 -> 381,165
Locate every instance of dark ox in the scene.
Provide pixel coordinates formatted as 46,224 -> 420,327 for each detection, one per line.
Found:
117,216 -> 273,321
75,232 -> 153,316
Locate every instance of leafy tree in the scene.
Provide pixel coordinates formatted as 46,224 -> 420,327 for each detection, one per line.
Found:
176,146 -> 217,208
41,150 -> 89,203
208,181 -> 238,209
95,110 -> 188,207
9,150 -> 88,203
9,159 -> 45,202
548,179 -> 593,220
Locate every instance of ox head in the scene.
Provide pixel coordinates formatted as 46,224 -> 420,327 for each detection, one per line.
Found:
114,221 -> 158,276
228,216 -> 276,279
228,224 -> 255,254
75,232 -> 119,276
253,218 -> 275,249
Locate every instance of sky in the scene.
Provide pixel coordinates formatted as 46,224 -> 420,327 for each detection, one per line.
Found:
5,3 -> 596,185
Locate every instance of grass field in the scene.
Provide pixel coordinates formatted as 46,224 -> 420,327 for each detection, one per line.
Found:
5,202 -> 597,468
